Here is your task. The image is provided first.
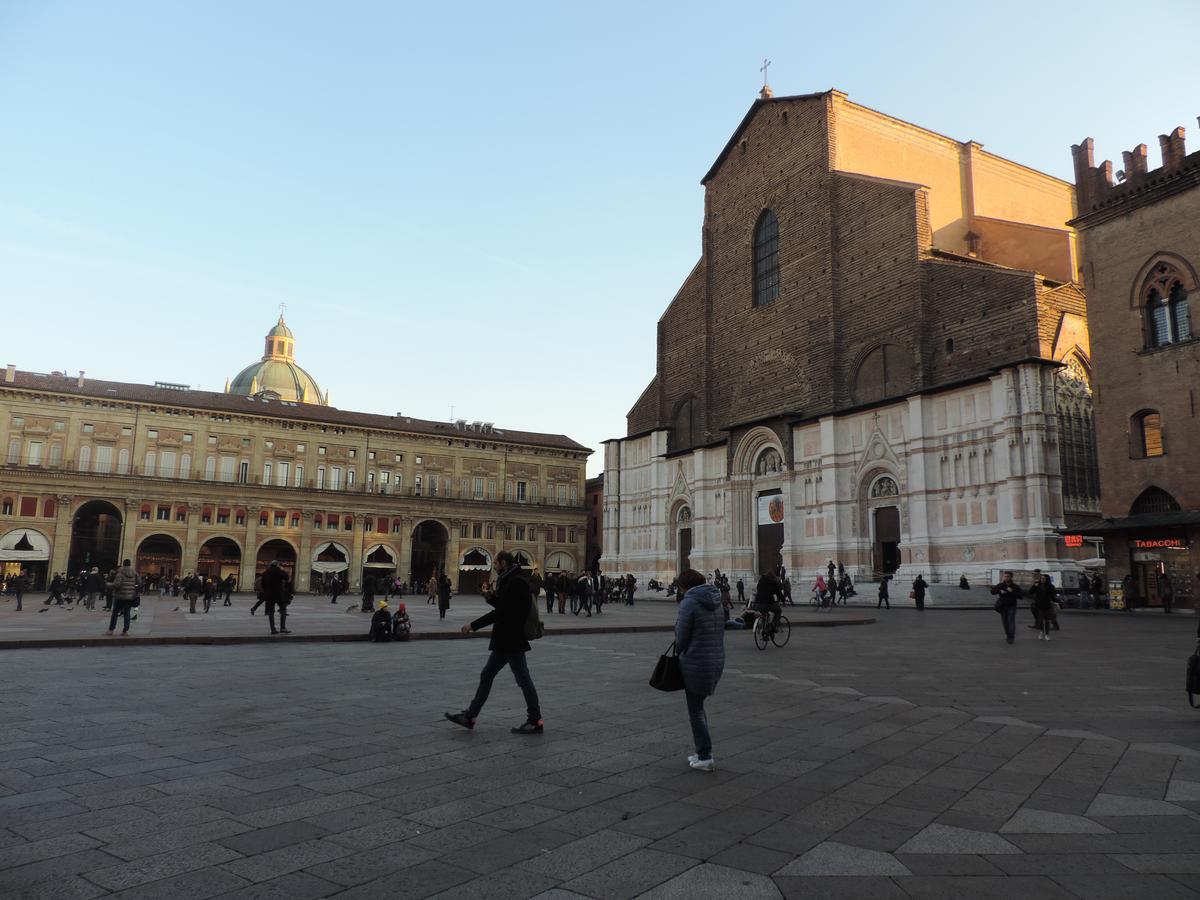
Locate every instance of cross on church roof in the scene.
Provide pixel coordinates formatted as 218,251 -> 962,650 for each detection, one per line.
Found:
759,58 -> 771,86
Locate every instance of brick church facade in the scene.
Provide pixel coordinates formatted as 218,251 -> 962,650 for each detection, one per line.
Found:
603,89 -> 1098,588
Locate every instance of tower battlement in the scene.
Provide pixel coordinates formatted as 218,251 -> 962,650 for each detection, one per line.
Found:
1072,119 -> 1198,216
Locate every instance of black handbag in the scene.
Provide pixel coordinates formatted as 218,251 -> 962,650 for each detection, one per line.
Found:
649,641 -> 684,692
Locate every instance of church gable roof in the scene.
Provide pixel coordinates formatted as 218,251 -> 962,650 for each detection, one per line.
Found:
700,91 -> 829,185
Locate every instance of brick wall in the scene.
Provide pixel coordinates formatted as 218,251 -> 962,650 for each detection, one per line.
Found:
1076,181 -> 1200,515
630,94 -> 1078,465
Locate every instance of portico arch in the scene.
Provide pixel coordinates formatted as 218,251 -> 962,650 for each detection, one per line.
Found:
410,520 -> 448,586
0,527 -> 51,589
197,537 -> 241,582
67,499 -> 122,575
136,533 -> 183,580
256,538 -> 297,586
458,546 -> 492,594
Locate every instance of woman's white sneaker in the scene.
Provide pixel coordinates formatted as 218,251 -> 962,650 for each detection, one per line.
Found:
689,757 -> 715,772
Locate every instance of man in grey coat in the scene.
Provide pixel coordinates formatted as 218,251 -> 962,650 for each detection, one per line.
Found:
673,569 -> 725,772
107,559 -> 139,636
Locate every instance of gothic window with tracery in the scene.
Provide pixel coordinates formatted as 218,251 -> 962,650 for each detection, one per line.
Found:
1055,355 -> 1099,512
1143,262 -> 1192,347
753,210 -> 780,307
870,476 -> 899,498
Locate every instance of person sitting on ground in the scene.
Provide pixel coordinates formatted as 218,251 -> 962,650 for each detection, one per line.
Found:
392,602 -> 411,640
959,574 -> 970,590
370,599 -> 393,642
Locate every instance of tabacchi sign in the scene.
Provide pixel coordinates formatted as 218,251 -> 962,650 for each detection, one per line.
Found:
1133,538 -> 1186,550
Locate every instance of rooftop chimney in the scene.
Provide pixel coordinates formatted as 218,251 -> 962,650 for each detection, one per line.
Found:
4,364 -> 14,383
77,370 -> 85,388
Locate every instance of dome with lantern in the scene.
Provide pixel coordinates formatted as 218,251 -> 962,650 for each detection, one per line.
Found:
226,315 -> 328,405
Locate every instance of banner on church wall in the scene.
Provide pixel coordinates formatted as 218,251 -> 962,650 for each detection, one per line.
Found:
757,494 -> 785,526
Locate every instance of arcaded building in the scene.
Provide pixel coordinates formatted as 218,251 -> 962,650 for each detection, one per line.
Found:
0,318 -> 589,591
603,88 -> 1098,588
1070,122 -> 1200,609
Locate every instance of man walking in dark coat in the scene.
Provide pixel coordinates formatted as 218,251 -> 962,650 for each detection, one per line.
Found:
990,570 -> 1023,644
260,561 -> 292,635
444,551 -> 542,734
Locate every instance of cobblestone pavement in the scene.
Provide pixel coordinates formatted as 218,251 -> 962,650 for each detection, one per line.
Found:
1,610 -> 1198,899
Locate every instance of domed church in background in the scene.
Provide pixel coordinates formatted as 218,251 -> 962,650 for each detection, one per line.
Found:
226,315 -> 328,406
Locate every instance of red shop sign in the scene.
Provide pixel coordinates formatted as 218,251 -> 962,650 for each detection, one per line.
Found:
1063,535 -> 1084,547
1133,538 -> 1186,550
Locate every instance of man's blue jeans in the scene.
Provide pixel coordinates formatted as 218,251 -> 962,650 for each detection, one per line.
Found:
685,690 -> 712,760
468,651 -> 541,722
108,601 -> 132,633
1000,607 -> 1016,642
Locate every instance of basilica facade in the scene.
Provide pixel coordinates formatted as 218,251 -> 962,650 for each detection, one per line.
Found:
602,89 -> 1099,588
0,318 -> 589,591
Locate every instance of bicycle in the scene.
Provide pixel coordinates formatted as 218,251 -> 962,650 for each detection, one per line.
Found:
753,610 -> 791,649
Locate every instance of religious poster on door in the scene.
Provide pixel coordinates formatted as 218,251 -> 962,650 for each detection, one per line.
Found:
757,494 -> 786,525
757,490 -> 784,575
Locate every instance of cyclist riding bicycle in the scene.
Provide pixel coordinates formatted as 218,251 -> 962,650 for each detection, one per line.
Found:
752,570 -> 784,631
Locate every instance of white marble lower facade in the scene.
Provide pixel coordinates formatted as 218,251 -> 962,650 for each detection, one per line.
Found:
602,363 -> 1087,589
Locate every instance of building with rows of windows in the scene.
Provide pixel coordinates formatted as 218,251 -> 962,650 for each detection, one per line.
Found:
0,317 -> 589,592
1069,122 -> 1199,609
603,88 -> 1100,590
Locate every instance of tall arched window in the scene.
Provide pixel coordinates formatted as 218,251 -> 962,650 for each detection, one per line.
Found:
1132,410 -> 1164,458
753,209 -> 780,307
1143,262 -> 1192,347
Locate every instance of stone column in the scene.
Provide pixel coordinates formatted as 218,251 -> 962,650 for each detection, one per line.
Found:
397,515 -> 413,583
120,497 -> 141,566
48,494 -> 74,575
239,505 -> 260,590
297,510 -> 314,593
183,503 -> 201,573
445,519 -> 461,591
350,514 -> 367,592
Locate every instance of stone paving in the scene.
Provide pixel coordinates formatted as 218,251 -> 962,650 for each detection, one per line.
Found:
1,609 -> 1198,898
0,591 -> 872,646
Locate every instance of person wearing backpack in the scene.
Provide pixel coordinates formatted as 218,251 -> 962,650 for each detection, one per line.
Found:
444,550 -> 543,734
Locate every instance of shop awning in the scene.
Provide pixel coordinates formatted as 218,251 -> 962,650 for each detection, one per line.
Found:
1063,510 -> 1200,534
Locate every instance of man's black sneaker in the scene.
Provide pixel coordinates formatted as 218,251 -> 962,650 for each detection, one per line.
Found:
511,719 -> 544,735
444,711 -> 475,729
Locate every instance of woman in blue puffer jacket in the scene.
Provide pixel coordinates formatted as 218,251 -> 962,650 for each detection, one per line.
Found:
674,568 -> 726,772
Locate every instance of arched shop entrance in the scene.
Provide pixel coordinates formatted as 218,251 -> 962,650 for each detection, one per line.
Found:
362,544 -> 397,592
0,528 -> 51,590
311,540 -> 349,594
458,547 -> 492,595
545,550 -> 575,574
410,520 -> 448,587
255,539 -> 297,589
67,500 -> 122,575
197,537 -> 241,583
136,534 -> 183,581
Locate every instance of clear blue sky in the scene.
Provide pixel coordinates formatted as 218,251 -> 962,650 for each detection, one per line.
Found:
2,1 -> 1196,475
